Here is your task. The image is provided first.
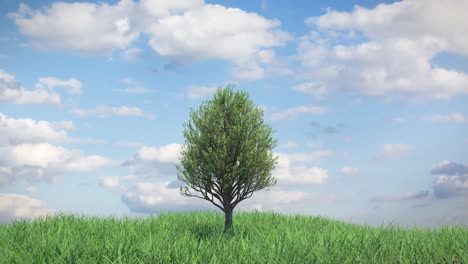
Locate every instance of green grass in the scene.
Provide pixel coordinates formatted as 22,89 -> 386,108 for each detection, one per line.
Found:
0,210 -> 466,263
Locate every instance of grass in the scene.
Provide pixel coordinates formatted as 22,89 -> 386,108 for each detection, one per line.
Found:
0,210 -> 466,263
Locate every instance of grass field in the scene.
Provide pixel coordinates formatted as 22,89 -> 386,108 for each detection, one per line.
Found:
0,210 -> 466,263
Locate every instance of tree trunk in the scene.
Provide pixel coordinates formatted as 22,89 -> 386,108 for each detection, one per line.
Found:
224,207 -> 233,232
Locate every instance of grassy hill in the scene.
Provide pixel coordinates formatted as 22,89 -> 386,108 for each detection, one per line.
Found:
0,210 -> 466,263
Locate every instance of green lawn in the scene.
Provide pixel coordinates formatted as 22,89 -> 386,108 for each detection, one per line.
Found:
0,210 -> 466,263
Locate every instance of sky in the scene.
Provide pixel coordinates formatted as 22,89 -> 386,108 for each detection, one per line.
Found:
0,0 -> 467,229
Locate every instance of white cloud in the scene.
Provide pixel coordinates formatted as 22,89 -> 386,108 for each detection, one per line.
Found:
377,144 -> 411,160
340,166 -> 359,175
134,144 -> 182,163
272,152 -> 329,185
0,194 -> 56,223
11,1 -> 291,80
71,105 -> 145,118
10,1 -> 140,55
422,112 -> 466,123
99,175 -> 137,190
0,143 -> 115,187
185,85 -> 217,100
298,0 -> 468,101
0,113 -> 72,145
121,47 -> 141,61
271,105 -> 326,120
36,77 -> 82,94
0,69 -> 61,105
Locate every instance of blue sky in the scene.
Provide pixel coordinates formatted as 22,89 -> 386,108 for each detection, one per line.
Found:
0,0 -> 467,229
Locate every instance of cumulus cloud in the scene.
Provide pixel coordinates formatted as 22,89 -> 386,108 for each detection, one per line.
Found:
0,112 -> 104,145
0,69 -> 61,105
9,1 -> 140,55
0,143 -> 115,187
0,113 -> 114,187
146,4 -> 291,80
430,161 -> 468,199
0,194 -> 56,223
377,144 -> 411,160
123,143 -> 183,178
71,105 -> 146,118
422,112 -> 466,123
272,152 -> 329,185
292,82 -> 328,99
99,175 -> 138,190
10,1 -> 291,80
271,105 -> 326,121
298,0 -> 468,101
372,160 -> 468,205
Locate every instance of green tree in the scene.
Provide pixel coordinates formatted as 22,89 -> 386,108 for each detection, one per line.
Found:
176,85 -> 279,232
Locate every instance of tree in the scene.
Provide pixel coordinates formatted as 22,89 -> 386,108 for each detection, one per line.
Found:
176,85 -> 279,232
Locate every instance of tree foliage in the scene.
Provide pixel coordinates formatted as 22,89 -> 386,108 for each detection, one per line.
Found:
176,85 -> 278,231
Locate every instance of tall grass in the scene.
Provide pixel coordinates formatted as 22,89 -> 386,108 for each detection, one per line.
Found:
0,210 -> 466,263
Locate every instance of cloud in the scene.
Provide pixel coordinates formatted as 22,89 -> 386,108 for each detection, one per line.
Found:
431,160 -> 468,175
372,160 -> 468,205
10,1 -> 291,80
99,175 -> 137,190
340,166 -> 358,175
0,69 -> 61,105
123,143 -> 183,178
0,193 -> 56,223
422,113 -> 466,123
371,190 -> 431,203
272,151 -> 329,185
9,1 -> 140,55
430,161 -> 468,199
146,4 -> 291,80
118,78 -> 152,94
35,77 -> 82,94
0,113 -> 114,187
121,47 -> 141,61
185,85 -> 217,100
0,143 -> 115,187
271,105 -> 326,120
298,0 -> 468,101
377,144 -> 411,159
71,105 -> 146,118
292,82 -> 327,99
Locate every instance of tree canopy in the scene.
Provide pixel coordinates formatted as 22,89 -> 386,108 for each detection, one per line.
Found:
176,85 -> 278,231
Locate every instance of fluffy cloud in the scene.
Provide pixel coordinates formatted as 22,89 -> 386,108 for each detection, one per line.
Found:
146,4 -> 290,80
9,1 -> 140,55
0,114 -> 114,187
299,0 -> 468,101
71,105 -> 146,117
0,143 -> 115,187
0,69 -> 61,105
123,143 -> 183,178
11,1 -> 290,80
272,151 -> 329,185
271,105 -> 326,121
0,194 -> 56,223
377,144 -> 411,160
430,161 -> 468,199
422,113 -> 466,123
99,175 -> 137,190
